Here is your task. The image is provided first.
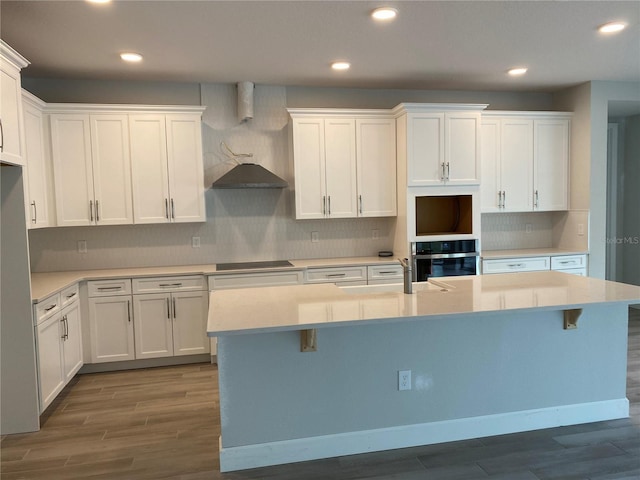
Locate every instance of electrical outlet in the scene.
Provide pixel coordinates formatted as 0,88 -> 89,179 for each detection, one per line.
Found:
398,370 -> 411,391
192,236 -> 200,248
311,231 -> 319,243
577,223 -> 584,236
525,223 -> 532,234
372,229 -> 379,240
77,240 -> 87,254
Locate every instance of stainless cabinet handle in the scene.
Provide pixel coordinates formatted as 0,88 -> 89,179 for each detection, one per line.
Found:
159,283 -> 183,287
502,191 -> 506,208
166,298 -> 171,319
60,316 -> 66,340
378,271 -> 397,275
0,119 -> 4,152
96,200 -> 100,221
359,195 -> 363,214
559,260 -> 576,265
66,292 -> 77,299
90,200 -> 94,222
171,198 -> 175,219
326,273 -> 346,278
441,162 -> 445,180
64,315 -> 69,340
31,201 -> 37,224
45,304 -> 57,312
322,196 -> 326,216
534,190 -> 539,208
165,198 -> 169,219
172,297 -> 176,319
445,162 -> 450,180
328,196 -> 331,216
508,263 -> 525,268
97,286 -> 122,291
127,300 -> 131,323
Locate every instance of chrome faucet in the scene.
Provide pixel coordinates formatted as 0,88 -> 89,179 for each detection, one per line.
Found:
398,258 -> 412,294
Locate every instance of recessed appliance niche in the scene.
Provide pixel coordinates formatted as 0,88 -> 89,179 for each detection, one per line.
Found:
415,194 -> 472,236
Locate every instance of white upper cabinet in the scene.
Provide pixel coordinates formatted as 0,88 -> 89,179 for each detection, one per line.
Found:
0,41 -> 28,166
394,104 -> 485,187
534,118 -> 569,211
130,112 -> 206,224
481,112 -> 570,213
356,118 -> 397,217
50,113 -> 133,226
22,91 -> 54,228
289,109 -> 396,219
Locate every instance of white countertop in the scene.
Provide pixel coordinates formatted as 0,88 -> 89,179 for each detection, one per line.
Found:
207,271 -> 640,336
30,256 -> 399,302
481,248 -> 588,260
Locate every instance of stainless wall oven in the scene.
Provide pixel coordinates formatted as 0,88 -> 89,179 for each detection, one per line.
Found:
412,239 -> 479,282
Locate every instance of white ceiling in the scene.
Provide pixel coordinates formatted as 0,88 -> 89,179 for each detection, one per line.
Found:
1,0 -> 639,93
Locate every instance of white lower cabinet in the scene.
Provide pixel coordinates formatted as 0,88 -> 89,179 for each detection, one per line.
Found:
482,254 -> 587,276
132,290 -> 209,359
34,285 -> 83,412
88,280 -> 135,363
551,254 -> 588,276
132,276 -> 209,359
305,266 -> 368,285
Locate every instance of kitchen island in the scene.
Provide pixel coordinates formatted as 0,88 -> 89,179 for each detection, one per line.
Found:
207,271 -> 640,472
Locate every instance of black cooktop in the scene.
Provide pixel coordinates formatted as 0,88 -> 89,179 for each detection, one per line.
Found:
216,260 -> 293,271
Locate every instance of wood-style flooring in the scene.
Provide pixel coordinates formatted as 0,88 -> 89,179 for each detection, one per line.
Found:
2,307 -> 640,480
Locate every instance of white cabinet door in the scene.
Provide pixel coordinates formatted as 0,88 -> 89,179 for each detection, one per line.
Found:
500,119 -> 533,212
292,117 -> 326,219
445,112 -> 480,185
133,293 -> 174,359
36,314 -> 64,412
61,301 -> 83,382
407,112 -> 444,186
22,97 -> 52,228
50,114 -> 95,226
130,114 -> 171,224
166,114 -> 206,223
534,119 -> 569,211
324,118 -> 357,218
0,60 -> 24,166
480,118 -> 501,212
88,296 -> 135,363
89,114 -> 133,225
172,291 -> 209,356
356,118 -> 396,217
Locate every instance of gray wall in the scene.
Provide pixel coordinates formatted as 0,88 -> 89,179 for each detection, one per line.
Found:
1,165 -> 40,434
622,115 -> 640,286
24,77 -> 553,272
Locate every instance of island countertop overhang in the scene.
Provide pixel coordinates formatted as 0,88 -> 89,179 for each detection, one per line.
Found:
207,271 -> 640,337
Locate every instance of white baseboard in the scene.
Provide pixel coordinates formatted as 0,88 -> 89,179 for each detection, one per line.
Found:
219,398 -> 629,472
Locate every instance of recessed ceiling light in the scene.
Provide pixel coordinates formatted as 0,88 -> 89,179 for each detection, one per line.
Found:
508,67 -> 528,76
120,52 -> 143,63
86,0 -> 112,4
598,22 -> 627,34
331,62 -> 350,71
371,7 -> 398,21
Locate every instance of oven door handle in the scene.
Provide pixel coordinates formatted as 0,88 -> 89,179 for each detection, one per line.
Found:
413,252 -> 480,260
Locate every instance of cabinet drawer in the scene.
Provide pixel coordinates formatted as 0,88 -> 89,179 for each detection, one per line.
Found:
367,264 -> 403,282
132,275 -> 205,294
60,284 -> 79,308
209,271 -> 303,290
305,266 -> 368,284
88,279 -> 132,297
551,254 -> 587,270
35,292 -> 61,325
482,256 -> 550,274
554,267 -> 587,277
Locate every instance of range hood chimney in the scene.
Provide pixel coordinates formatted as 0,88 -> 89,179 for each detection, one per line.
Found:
211,142 -> 288,189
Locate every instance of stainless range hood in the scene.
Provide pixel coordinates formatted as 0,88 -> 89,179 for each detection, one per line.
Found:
211,163 -> 288,189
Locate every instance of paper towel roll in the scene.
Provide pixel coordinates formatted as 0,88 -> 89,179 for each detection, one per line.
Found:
237,81 -> 254,123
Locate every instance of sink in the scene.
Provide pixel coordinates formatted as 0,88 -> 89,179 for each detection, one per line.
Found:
340,281 -> 453,295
